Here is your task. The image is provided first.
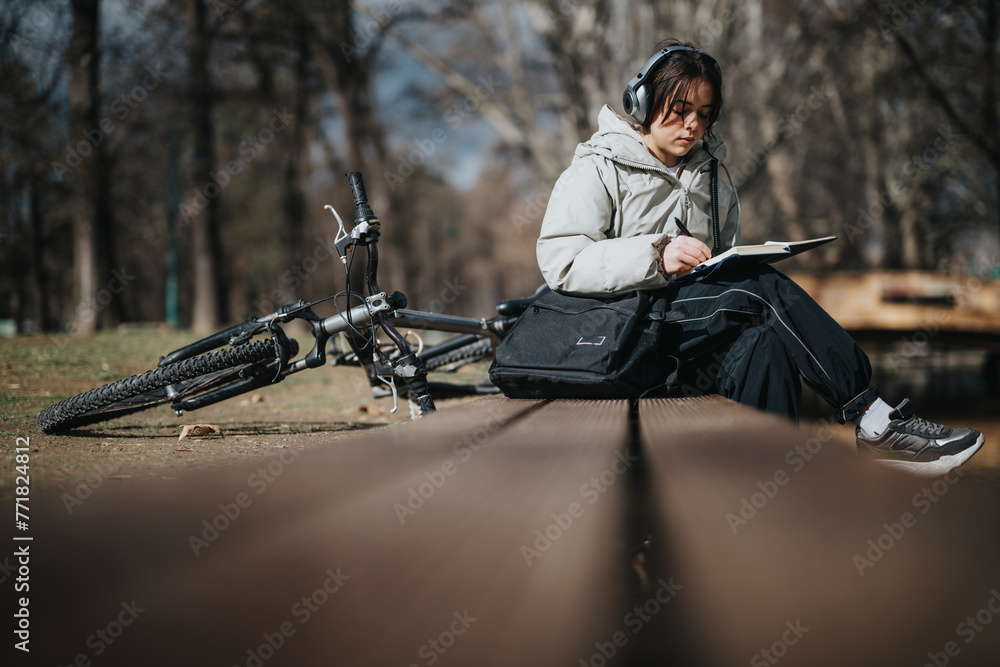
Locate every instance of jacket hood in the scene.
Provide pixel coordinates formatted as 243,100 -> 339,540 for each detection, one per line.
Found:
576,104 -> 728,171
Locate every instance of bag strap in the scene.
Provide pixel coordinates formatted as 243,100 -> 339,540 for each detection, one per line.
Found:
645,289 -> 688,322
710,157 -> 721,255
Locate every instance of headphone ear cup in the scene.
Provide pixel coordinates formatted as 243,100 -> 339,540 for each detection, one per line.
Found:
622,89 -> 638,120
633,83 -> 650,125
623,83 -> 649,125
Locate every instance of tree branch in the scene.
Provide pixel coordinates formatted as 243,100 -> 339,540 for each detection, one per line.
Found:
354,0 -> 565,178
894,31 -> 997,164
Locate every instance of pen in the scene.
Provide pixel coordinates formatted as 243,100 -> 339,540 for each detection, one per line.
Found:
675,216 -> 713,259
674,217 -> 694,238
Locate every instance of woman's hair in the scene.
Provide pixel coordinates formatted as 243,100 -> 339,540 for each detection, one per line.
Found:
639,39 -> 724,138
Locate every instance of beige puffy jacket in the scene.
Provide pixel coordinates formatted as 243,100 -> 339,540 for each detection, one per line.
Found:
536,105 -> 741,295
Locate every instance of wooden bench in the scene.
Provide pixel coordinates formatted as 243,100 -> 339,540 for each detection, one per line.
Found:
25,396 -> 1000,665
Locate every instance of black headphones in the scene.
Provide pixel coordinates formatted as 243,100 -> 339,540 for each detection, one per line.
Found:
622,46 -> 723,126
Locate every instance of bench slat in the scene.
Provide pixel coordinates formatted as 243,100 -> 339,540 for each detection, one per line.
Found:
638,395 -> 1000,665
30,397 -> 633,666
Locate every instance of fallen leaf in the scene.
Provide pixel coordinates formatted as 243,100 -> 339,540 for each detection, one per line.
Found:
357,405 -> 383,416
250,393 -> 266,403
179,424 -> 223,441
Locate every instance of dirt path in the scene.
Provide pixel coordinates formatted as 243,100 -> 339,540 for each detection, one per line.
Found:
0,329 -> 485,493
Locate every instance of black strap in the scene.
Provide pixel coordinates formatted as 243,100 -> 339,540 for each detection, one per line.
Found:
647,306 -> 689,323
709,158 -> 721,255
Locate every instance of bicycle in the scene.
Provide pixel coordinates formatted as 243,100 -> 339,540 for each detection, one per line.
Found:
37,171 -> 539,434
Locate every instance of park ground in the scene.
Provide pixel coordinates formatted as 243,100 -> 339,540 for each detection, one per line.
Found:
3,326 -> 1000,496
0,327 -> 487,494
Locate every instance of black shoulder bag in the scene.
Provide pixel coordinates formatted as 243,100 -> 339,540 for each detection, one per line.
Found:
488,289 -> 683,399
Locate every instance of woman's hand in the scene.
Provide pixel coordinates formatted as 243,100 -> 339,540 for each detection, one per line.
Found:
661,235 -> 712,275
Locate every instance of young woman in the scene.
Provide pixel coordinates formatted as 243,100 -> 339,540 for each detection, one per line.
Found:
536,41 -> 983,476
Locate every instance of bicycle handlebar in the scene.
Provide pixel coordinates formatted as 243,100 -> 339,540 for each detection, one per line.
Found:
347,171 -> 377,227
343,170 -> 435,415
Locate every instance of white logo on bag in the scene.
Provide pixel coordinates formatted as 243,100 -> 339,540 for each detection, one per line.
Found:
576,336 -> 606,346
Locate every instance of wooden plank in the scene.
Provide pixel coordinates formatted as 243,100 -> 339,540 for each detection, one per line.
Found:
637,395 -> 1000,666
24,396 -> 633,666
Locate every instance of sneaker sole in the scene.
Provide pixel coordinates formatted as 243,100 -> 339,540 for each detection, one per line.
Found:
873,433 -> 985,477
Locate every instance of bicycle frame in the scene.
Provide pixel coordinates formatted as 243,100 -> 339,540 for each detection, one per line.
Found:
161,296 -> 513,414
158,171 -> 516,418
391,309 -> 514,337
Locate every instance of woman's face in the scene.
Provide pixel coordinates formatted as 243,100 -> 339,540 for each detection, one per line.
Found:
642,77 -> 716,167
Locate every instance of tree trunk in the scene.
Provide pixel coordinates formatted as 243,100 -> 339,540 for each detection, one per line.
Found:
189,0 -> 227,333
28,175 -> 51,332
283,17 -> 311,303
67,0 -> 103,333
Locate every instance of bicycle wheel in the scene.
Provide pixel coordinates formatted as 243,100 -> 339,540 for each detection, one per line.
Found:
37,339 -> 287,433
423,336 -> 494,372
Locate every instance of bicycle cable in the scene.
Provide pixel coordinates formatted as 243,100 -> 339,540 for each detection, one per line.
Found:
268,237 -> 379,363
342,244 -> 380,359
269,245 -> 373,339
330,290 -> 377,345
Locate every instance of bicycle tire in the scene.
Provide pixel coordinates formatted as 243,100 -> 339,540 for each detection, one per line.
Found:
423,336 -> 494,372
37,339 -> 281,433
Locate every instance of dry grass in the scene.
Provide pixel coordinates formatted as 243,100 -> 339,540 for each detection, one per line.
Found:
0,327 -> 487,491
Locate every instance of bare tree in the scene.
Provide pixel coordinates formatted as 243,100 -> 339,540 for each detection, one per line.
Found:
67,0 -> 117,333
9,0 -> 1000,337
891,0 -> 1000,246
0,8 -> 61,333
187,0 -> 227,333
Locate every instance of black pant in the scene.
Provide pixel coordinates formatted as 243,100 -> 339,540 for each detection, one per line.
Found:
661,265 -> 872,422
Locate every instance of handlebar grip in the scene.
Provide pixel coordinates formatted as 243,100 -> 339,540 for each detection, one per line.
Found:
347,171 -> 376,224
404,373 -> 436,415
347,171 -> 368,205
391,352 -> 436,415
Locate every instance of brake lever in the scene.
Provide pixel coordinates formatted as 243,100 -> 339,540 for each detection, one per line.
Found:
372,354 -> 399,414
324,204 -> 350,265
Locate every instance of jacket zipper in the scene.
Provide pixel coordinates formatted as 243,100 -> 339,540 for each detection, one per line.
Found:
607,155 -> 673,177
607,152 -> 714,178
607,154 -> 716,236
607,155 -> 698,226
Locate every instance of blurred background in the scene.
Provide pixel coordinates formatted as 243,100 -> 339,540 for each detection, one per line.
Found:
0,0 -> 998,343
